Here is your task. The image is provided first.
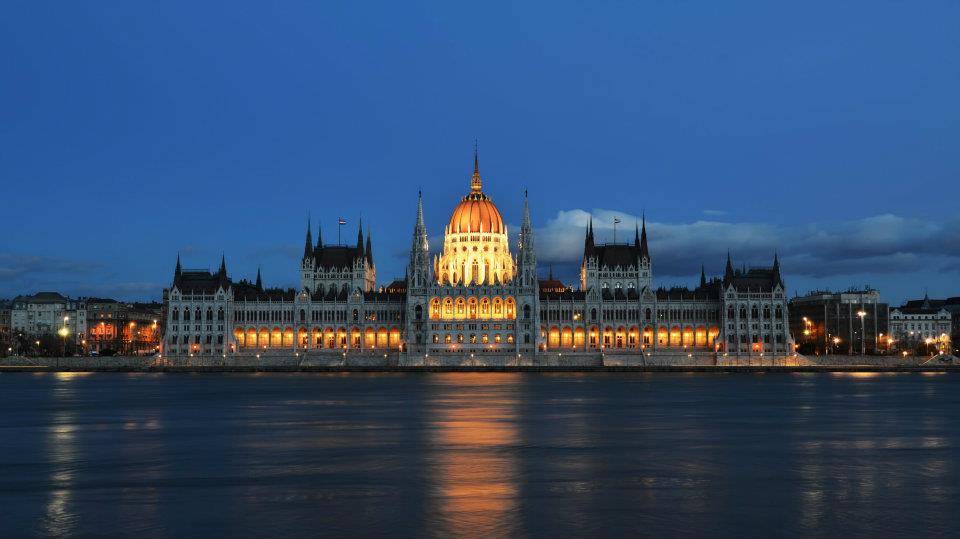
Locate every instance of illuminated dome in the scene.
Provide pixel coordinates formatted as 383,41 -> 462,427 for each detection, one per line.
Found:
436,153 -> 514,286
448,190 -> 505,234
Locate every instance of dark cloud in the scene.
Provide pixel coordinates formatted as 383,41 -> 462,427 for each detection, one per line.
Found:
0,255 -> 101,281
0,255 -> 160,300
531,210 -> 960,280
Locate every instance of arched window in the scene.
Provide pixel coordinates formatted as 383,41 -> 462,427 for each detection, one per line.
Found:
217,307 -> 224,321
602,282 -> 609,289
751,306 -> 759,319
195,308 -> 202,321
763,306 -> 771,319
299,309 -> 306,322
415,305 -> 423,320
739,307 -> 747,319
206,308 -> 213,321
591,308 -> 597,321
615,282 -> 622,289
524,305 -> 531,320
775,307 -> 783,319
173,308 -> 179,321
645,308 -> 651,320
352,309 -> 359,322
184,309 -> 191,321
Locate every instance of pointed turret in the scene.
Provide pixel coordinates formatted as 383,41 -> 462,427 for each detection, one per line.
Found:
356,220 -> 364,258
408,191 -> 431,288
724,251 -> 734,282
517,189 -> 537,286
634,222 -> 641,247
174,254 -> 182,285
772,252 -> 783,286
303,218 -> 313,259
700,264 -> 707,288
255,267 -> 262,291
217,254 -> 229,288
584,216 -> 595,255
639,213 -> 649,260
365,226 -> 373,265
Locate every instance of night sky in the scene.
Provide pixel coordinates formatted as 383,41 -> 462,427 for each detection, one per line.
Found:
3,2 -> 958,304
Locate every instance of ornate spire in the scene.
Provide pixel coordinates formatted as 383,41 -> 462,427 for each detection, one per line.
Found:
724,250 -> 734,282
520,190 -> 535,253
315,221 -> 323,252
409,191 -> 431,287
416,190 -> 425,231
356,219 -> 364,256
584,216 -> 595,255
174,253 -> 182,284
700,264 -> 707,288
365,225 -> 373,265
639,213 -> 649,260
772,252 -> 782,286
471,144 -> 482,192
219,254 -> 227,277
634,222 -> 640,247
255,266 -> 262,290
303,218 -> 313,259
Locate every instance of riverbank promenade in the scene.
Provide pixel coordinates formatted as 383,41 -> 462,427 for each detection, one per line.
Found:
1,354 -> 957,373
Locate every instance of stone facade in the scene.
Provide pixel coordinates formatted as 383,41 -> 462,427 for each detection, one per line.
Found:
10,292 -> 86,345
161,155 -> 794,363
889,295 -> 953,354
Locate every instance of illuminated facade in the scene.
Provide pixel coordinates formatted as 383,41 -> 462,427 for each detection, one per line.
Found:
162,152 -> 794,363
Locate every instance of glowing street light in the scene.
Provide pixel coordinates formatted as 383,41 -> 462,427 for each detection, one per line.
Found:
856,310 -> 867,355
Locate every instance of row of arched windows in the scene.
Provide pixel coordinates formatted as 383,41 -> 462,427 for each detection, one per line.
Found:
429,296 -> 520,320
728,305 -> 783,320
172,307 -> 224,322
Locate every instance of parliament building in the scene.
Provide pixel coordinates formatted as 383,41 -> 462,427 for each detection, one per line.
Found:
162,154 -> 794,365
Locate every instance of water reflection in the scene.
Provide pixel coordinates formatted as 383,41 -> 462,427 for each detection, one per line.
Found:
426,373 -> 522,538
41,375 -> 80,537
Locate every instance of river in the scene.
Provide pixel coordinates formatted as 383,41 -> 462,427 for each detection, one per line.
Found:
0,372 -> 956,538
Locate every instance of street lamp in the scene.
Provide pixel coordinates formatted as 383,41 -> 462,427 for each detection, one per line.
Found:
856,311 -> 867,355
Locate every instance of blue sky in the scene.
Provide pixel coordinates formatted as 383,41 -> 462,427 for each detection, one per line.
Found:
2,1 -> 958,304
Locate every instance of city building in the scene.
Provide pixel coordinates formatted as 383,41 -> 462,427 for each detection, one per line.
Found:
0,301 -> 11,354
788,288 -> 889,355
86,299 -> 163,355
162,153 -> 794,364
889,295 -> 954,354
10,292 -> 87,346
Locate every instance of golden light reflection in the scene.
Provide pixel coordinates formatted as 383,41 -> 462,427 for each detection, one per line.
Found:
53,372 -> 93,380
427,373 -> 521,537
829,372 -> 902,379
41,379 -> 78,537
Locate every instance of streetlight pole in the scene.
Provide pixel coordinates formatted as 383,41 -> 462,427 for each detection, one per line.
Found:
857,311 -> 867,356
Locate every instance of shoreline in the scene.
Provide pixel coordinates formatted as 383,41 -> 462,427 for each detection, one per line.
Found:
1,364 -> 957,373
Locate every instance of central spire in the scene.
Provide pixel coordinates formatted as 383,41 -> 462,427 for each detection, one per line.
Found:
471,143 -> 482,192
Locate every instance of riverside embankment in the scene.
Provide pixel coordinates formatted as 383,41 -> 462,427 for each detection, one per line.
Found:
1,354 -> 957,373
